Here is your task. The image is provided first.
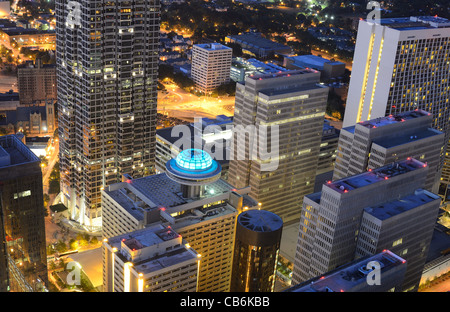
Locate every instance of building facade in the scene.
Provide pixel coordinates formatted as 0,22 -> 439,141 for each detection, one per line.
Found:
191,43 -> 232,94
227,69 -> 329,225
230,209 -> 283,292
0,135 -> 48,292
55,0 -> 160,230
341,16 -> 450,200
17,58 -> 57,106
101,149 -> 258,292
292,158 -> 441,292
333,110 -> 444,193
103,224 -> 199,292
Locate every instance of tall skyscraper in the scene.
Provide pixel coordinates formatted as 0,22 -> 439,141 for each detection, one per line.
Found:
103,224 -> 200,292
101,149 -> 259,292
55,0 -> 160,230
333,110 -> 444,192
0,135 -> 48,292
342,16 -> 450,199
230,209 -> 283,292
191,43 -> 232,94
228,70 -> 329,225
292,158 -> 441,292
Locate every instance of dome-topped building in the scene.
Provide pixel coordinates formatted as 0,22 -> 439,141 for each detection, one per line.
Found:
165,149 -> 222,198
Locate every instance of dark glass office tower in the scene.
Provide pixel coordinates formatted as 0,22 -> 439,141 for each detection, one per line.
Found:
230,209 -> 283,292
0,135 -> 48,292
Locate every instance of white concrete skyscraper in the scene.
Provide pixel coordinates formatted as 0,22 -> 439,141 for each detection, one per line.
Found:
55,0 -> 160,230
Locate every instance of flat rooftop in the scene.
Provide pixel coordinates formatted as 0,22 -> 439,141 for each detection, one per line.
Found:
248,68 -> 319,81
107,226 -> 198,275
286,250 -> 406,292
105,172 -> 238,222
227,33 -> 291,51
327,158 -> 426,194
357,109 -> 431,130
372,127 -> 443,149
194,43 -> 232,51
377,16 -> 450,29
364,189 -> 440,221
0,134 -> 40,167
232,57 -> 286,73
156,116 -> 233,145
124,226 -> 180,250
287,54 -> 345,69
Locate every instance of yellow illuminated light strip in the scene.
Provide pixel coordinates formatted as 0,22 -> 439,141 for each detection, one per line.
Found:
138,273 -> 144,292
111,247 -> 117,292
124,262 -> 132,292
357,32 -> 376,123
259,112 -> 325,126
367,37 -> 384,120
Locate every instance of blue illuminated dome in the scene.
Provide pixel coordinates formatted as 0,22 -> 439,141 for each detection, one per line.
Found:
175,149 -> 213,171
165,148 -> 222,187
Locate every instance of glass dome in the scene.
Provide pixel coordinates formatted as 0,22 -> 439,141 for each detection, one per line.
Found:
175,149 -> 213,171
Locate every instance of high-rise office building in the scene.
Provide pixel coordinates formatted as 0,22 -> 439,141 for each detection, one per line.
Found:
103,224 -> 200,292
230,209 -> 283,292
228,70 -> 329,225
341,16 -> 450,199
0,135 -> 48,292
292,158 -> 441,292
191,43 -> 232,94
55,0 -> 160,230
287,250 -> 407,292
101,149 -> 258,292
17,58 -> 57,106
316,121 -> 340,177
313,121 -> 340,192
333,110 -> 444,192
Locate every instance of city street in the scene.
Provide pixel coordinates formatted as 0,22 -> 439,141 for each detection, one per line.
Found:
41,138 -> 61,245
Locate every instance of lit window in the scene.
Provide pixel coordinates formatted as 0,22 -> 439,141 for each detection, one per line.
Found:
13,190 -> 31,199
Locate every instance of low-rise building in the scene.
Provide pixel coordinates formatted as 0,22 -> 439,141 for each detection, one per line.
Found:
103,224 -> 200,292
225,32 -> 292,59
102,149 -> 258,292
